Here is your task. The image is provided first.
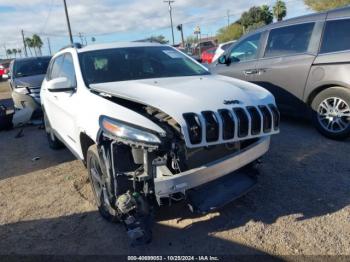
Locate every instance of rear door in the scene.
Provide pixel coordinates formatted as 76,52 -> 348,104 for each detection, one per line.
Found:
253,22 -> 323,114
214,32 -> 263,81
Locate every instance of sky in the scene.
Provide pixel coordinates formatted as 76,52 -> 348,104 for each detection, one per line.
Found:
0,0 -> 312,58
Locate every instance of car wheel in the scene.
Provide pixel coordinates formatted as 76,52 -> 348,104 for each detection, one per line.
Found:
43,111 -> 64,149
86,144 -> 120,223
311,87 -> 350,140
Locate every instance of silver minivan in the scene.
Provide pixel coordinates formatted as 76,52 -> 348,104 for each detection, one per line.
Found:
213,6 -> 350,139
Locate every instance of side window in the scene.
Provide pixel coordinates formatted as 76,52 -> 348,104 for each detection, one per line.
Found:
230,33 -> 261,62
264,23 -> 315,58
222,43 -> 233,51
320,19 -> 350,54
59,54 -> 76,87
49,55 -> 64,80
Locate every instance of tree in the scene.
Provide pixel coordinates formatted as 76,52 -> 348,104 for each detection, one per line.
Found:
6,49 -> 12,58
12,49 -> 17,57
273,0 -> 287,21
217,23 -> 244,43
261,5 -> 274,24
25,37 -> 34,56
304,0 -> 350,11
32,34 -> 43,56
17,49 -> 22,58
147,35 -> 169,44
239,5 -> 274,32
246,21 -> 267,33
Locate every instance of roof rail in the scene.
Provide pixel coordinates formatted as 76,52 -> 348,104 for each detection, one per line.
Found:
59,42 -> 83,51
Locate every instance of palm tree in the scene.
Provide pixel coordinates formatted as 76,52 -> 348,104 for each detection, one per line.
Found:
6,49 -> 12,58
17,49 -> 22,58
32,34 -> 43,56
25,37 -> 34,56
273,0 -> 287,21
12,49 -> 17,57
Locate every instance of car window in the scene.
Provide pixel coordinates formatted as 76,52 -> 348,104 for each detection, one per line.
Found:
59,54 -> 76,87
230,33 -> 261,62
222,43 -> 233,51
13,57 -> 51,78
79,46 -> 209,85
320,19 -> 350,54
264,23 -> 315,58
49,55 -> 64,80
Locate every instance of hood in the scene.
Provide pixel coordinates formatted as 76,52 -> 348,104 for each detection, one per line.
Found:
90,74 -> 274,119
14,74 -> 45,88
90,75 -> 277,148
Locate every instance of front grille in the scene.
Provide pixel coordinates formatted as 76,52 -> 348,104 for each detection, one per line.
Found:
202,111 -> 219,142
183,104 -> 279,146
183,113 -> 202,144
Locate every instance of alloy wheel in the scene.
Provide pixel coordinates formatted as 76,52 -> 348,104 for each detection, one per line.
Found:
317,97 -> 350,133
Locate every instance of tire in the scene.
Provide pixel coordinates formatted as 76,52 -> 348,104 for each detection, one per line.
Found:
311,87 -> 350,140
86,144 -> 120,223
43,111 -> 64,149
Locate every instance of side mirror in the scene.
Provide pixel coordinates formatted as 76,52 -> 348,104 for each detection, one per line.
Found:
230,56 -> 240,63
218,56 -> 232,66
48,77 -> 75,92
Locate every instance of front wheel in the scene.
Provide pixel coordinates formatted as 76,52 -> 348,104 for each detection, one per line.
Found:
86,144 -> 120,223
311,87 -> 350,140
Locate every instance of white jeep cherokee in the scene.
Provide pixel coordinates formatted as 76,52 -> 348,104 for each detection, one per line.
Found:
41,42 -> 279,244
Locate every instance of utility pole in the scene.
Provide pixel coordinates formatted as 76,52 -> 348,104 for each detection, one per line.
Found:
3,44 -> 7,58
177,24 -> 185,47
227,10 -> 230,28
21,30 -> 28,57
164,0 -> 175,45
47,38 -> 52,56
63,0 -> 74,45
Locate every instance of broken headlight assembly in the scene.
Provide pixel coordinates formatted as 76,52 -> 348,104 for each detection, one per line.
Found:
99,116 -> 162,145
14,85 -> 30,95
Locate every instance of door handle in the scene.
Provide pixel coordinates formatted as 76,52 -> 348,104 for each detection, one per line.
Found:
257,68 -> 268,75
244,69 -> 258,75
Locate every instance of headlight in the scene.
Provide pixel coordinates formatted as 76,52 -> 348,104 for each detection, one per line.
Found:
15,85 -> 29,95
100,116 -> 161,144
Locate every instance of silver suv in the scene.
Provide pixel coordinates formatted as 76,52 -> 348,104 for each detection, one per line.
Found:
214,6 -> 350,140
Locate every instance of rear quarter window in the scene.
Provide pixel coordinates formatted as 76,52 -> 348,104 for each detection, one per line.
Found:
320,18 -> 350,54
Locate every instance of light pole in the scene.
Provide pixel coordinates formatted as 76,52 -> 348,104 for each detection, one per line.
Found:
227,10 -> 230,28
63,0 -> 74,45
164,0 -> 175,45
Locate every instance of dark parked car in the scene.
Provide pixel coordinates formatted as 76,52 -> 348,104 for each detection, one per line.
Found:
213,6 -> 350,139
0,60 -> 11,80
9,56 -> 51,117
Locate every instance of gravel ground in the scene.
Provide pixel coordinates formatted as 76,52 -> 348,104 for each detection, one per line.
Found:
0,81 -> 349,257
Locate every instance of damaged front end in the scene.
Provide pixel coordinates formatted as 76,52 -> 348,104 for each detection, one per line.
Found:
94,99 -> 279,245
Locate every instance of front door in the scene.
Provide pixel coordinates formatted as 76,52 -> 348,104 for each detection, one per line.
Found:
213,32 -> 263,82
44,53 -> 78,150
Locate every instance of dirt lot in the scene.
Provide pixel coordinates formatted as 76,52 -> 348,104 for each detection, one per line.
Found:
0,80 -> 349,257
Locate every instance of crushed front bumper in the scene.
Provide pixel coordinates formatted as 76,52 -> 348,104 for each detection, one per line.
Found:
154,136 -> 270,199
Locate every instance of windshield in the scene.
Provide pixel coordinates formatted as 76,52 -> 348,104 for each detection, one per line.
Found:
13,57 -> 51,78
79,46 -> 209,85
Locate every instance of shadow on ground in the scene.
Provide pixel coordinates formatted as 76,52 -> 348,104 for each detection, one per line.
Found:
0,211 -> 280,258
